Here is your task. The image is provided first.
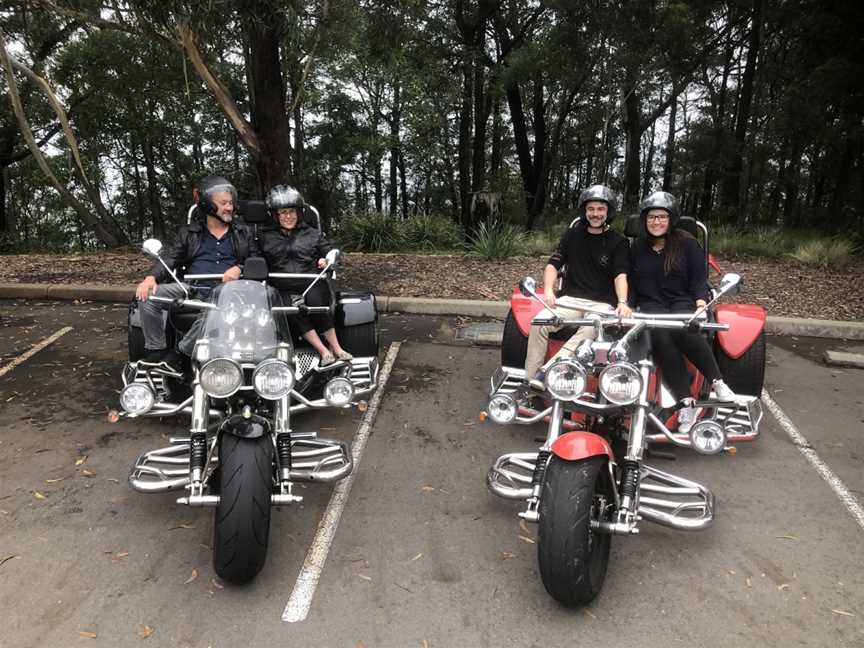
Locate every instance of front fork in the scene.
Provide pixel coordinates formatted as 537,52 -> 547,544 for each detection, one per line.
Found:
599,360 -> 654,534
520,400 -> 565,522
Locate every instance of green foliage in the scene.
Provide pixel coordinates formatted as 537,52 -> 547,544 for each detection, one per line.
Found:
400,213 -> 463,251
337,213 -> 403,252
711,225 -> 793,259
788,239 -> 858,269
516,223 -> 566,257
466,219 -> 523,260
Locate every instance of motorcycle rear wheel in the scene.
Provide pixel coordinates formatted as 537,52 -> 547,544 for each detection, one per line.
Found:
501,309 -> 528,368
714,329 -> 766,396
213,435 -> 273,584
340,322 -> 379,357
537,455 -> 612,606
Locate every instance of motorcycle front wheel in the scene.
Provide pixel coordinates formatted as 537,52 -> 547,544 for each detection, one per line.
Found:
213,434 -> 273,584
537,455 -> 612,606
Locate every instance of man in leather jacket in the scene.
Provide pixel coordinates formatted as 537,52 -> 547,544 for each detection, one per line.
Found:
134,175 -> 259,363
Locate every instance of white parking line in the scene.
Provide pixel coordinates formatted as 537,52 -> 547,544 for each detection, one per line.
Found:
762,388 -> 864,531
0,326 -> 73,379
282,341 -> 402,623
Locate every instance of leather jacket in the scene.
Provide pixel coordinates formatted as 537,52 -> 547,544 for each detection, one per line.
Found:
258,223 -> 333,275
148,217 -> 260,282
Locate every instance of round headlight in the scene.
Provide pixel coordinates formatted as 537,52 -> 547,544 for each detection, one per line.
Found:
544,360 -> 587,401
487,393 -> 517,424
200,358 -> 243,398
253,360 -> 295,400
689,420 -> 727,455
599,363 -> 643,405
119,383 -> 154,416
324,377 -> 354,407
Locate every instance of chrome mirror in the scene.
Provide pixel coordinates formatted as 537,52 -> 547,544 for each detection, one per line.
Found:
719,272 -> 742,295
325,249 -> 341,266
142,239 -> 163,257
519,276 -> 537,298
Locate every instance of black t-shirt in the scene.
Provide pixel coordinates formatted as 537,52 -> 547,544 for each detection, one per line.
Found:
547,222 -> 629,306
629,235 -> 710,310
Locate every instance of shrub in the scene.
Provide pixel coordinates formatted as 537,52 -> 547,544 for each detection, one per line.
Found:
517,223 -> 566,256
788,239 -> 858,269
337,213 -> 403,252
466,219 -> 523,260
400,214 -> 463,251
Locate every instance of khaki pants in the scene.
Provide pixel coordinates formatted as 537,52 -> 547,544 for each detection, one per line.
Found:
524,298 -> 614,377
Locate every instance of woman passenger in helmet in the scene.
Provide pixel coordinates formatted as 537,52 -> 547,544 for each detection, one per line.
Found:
629,191 -> 737,433
259,185 -> 353,366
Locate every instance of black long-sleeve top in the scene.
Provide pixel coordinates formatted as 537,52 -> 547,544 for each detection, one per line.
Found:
629,236 -> 710,310
547,222 -> 630,306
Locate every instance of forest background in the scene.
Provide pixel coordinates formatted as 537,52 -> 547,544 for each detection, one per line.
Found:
0,0 -> 861,265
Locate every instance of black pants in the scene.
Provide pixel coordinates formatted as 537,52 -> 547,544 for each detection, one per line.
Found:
642,302 -> 722,401
278,280 -> 334,336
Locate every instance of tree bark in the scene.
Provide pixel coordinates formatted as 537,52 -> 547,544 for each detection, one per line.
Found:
389,82 -> 400,218
662,98 -> 677,191
722,0 -> 763,221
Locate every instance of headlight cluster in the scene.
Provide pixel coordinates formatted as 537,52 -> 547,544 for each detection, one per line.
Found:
487,393 -> 517,424
119,383 -> 154,416
198,356 -> 354,406
598,362 -> 643,405
200,358 -> 244,398
544,360 -> 587,401
252,360 -> 295,399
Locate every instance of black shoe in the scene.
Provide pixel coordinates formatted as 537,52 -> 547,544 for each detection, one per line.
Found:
143,349 -> 168,363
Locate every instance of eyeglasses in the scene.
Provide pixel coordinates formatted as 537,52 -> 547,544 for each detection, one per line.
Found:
646,213 -> 670,222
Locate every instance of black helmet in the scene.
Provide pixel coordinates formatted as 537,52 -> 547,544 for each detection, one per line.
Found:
195,175 -> 237,222
639,191 -> 680,229
577,184 -> 617,223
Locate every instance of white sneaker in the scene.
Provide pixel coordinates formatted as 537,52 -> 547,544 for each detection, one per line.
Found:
711,379 -> 737,402
678,404 -> 700,434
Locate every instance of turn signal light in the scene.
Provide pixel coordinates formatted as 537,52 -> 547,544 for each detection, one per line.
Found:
479,411 -> 488,422
107,410 -> 120,423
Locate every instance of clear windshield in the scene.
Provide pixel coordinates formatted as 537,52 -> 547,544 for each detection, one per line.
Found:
200,280 -> 285,363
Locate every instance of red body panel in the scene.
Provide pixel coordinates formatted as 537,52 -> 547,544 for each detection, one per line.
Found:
510,289 -> 565,357
715,304 -> 766,360
550,431 -> 614,461
708,254 -> 722,275
511,290 -> 545,336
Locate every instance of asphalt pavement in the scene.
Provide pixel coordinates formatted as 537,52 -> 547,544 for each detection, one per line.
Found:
0,299 -> 862,648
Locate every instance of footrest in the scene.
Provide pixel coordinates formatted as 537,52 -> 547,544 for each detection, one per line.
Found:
129,440 -> 198,493
287,436 -> 353,482
714,396 -> 763,442
348,357 -> 378,394
637,463 -> 715,531
487,451 -> 538,500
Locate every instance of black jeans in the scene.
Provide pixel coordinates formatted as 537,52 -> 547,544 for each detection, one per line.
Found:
278,280 -> 334,336
642,301 -> 722,401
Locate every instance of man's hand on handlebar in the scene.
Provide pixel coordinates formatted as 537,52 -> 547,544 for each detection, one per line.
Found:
317,258 -> 326,269
615,302 -> 632,318
543,287 -> 557,308
222,265 -> 242,283
136,276 -> 157,301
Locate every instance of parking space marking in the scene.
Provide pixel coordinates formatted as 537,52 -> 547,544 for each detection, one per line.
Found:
282,341 -> 402,623
762,388 -> 864,530
0,326 -> 73,379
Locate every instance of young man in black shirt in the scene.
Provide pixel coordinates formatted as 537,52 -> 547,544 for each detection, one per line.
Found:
524,185 -> 632,380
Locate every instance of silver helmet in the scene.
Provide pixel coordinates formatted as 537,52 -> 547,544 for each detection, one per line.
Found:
577,184 -> 617,222
638,191 -> 681,228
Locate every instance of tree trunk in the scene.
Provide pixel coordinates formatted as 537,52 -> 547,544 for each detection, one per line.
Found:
722,0 -> 763,222
389,82 -> 400,218
244,3 -> 293,190
623,86 -> 642,211
399,151 -> 408,220
662,98 -> 677,191
142,137 -> 166,238
490,97 -> 502,183
642,121 -> 656,197
458,52 -> 473,230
